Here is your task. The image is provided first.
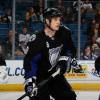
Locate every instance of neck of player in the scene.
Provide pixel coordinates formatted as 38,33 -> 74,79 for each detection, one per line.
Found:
44,27 -> 56,38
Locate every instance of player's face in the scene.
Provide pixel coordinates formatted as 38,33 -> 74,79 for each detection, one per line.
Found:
48,17 -> 61,31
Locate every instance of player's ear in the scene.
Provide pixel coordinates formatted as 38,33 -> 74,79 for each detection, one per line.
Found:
46,19 -> 50,25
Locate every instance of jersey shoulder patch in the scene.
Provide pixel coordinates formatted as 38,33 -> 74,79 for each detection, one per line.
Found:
29,34 -> 36,42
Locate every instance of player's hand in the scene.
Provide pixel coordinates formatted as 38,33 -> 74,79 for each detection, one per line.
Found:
71,58 -> 77,67
25,78 -> 38,97
31,84 -> 38,97
25,82 -> 33,96
56,56 -> 71,74
71,58 -> 83,73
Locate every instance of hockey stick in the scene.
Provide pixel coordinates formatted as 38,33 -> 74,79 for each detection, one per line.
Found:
17,68 -> 60,100
17,78 -> 51,100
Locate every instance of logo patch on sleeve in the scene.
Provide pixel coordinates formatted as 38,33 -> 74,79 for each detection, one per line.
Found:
29,34 -> 36,42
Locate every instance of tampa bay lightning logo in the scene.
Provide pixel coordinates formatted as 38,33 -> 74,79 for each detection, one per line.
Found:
48,45 -> 63,71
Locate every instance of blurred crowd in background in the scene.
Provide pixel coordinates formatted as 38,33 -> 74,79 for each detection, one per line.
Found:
0,0 -> 100,60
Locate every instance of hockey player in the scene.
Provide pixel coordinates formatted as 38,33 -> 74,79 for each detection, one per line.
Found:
95,56 -> 100,77
23,7 -> 77,100
94,56 -> 100,100
0,53 -> 8,83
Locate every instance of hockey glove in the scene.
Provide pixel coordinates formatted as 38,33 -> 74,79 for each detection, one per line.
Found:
25,78 -> 38,97
71,58 -> 77,67
57,56 -> 71,74
71,58 -> 83,73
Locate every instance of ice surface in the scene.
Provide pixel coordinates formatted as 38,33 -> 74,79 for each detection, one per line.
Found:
0,91 -> 100,100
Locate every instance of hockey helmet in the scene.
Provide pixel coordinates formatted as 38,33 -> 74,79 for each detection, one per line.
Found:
43,8 -> 62,19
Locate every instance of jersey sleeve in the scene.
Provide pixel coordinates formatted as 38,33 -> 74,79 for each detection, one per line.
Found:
60,26 -> 76,58
23,34 -> 44,79
56,26 -> 77,74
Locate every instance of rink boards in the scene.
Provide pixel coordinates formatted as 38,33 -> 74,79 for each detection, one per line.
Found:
0,60 -> 100,91
0,82 -> 100,91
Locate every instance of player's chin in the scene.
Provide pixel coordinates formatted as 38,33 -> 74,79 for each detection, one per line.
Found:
54,27 -> 60,31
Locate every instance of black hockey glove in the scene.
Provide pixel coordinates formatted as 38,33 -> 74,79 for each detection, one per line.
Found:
56,56 -> 72,74
71,58 -> 83,73
71,58 -> 77,67
25,78 -> 38,97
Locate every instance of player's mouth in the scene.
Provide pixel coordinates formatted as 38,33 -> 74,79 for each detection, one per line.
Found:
56,25 -> 60,28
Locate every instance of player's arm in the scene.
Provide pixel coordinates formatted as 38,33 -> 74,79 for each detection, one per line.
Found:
61,25 -> 76,58
23,34 -> 44,97
56,26 -> 77,74
23,34 -> 44,79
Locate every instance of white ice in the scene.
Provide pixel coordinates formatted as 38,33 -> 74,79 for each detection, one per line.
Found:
0,91 -> 100,100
